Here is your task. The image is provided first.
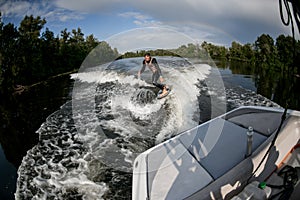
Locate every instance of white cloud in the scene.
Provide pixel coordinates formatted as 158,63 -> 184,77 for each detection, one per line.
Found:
129,0 -> 289,42
1,0 -> 293,44
118,12 -> 148,20
54,0 -> 291,43
106,27 -> 195,54
0,1 -> 32,17
44,10 -> 84,22
0,0 -> 85,22
119,11 -> 163,27
117,11 -> 234,46
54,0 -> 123,13
173,23 -> 235,46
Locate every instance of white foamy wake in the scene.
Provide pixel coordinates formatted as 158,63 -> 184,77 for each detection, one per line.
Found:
69,58 -> 212,181
16,57 -> 211,199
154,63 -> 210,142
15,103 -> 109,200
16,57 -> 282,199
72,59 -> 210,144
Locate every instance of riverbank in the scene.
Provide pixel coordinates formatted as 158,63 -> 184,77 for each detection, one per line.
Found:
12,69 -> 78,95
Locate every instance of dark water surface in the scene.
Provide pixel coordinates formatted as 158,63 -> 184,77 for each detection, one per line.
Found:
0,76 -> 73,200
216,60 -> 300,110
0,59 -> 299,199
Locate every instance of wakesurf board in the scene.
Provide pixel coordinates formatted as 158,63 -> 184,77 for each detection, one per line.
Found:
157,87 -> 171,99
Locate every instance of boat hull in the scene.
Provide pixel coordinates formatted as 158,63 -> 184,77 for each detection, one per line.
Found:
132,106 -> 300,200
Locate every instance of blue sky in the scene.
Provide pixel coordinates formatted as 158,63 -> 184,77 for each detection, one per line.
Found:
0,0 -> 295,48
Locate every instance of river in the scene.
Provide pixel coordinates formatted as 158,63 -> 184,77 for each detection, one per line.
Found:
0,57 -> 298,199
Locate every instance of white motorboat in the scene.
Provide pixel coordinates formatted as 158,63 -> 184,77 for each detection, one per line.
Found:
132,106 -> 300,200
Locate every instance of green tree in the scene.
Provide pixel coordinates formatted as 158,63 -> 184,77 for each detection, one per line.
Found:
60,28 -> 70,43
82,41 -> 119,68
18,15 -> 46,83
0,12 -> 4,89
297,40 -> 300,75
41,28 -> 60,76
229,41 -> 243,59
69,28 -> 86,69
241,43 -> 254,61
0,14 -> 121,95
59,28 -> 90,71
200,41 -> 211,60
0,22 -> 20,93
254,34 -> 276,65
85,34 -> 99,52
276,34 -> 294,69
59,28 -> 71,72
70,28 -> 84,44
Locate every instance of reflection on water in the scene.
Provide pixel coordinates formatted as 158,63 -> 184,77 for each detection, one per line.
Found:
0,59 -> 299,199
216,60 -> 300,110
0,76 -> 73,200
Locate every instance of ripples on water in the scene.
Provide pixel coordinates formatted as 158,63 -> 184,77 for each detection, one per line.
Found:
15,58 -> 280,199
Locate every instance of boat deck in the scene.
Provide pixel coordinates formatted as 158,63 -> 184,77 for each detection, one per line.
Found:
132,106 -> 300,200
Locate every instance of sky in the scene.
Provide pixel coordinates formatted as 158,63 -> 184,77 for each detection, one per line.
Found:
0,0 -> 295,49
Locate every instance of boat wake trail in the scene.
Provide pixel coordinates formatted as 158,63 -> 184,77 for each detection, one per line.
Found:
15,57 -> 280,199
16,57 -> 210,199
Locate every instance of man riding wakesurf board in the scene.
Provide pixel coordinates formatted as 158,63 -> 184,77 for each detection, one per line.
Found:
137,53 -> 170,99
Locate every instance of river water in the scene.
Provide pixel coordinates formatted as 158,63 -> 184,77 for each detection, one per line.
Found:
1,57 -> 298,200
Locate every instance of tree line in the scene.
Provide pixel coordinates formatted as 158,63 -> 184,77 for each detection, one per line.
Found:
0,14 -> 118,95
190,34 -> 299,74
1,13 -> 299,96
119,34 -> 299,76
